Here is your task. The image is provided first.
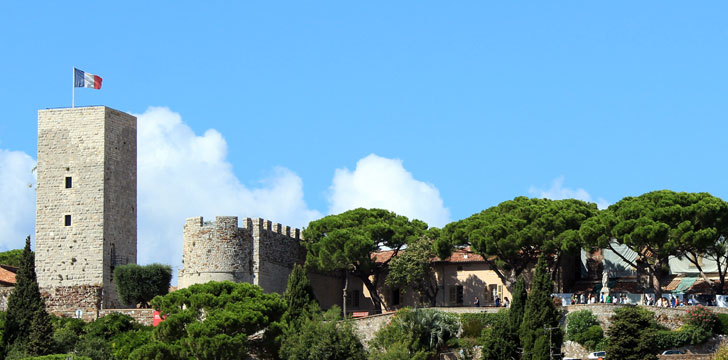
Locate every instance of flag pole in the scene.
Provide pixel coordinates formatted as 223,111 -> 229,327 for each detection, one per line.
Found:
72,67 -> 75,108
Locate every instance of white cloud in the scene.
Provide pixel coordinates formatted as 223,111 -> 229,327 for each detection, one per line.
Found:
0,149 -> 36,251
136,107 -> 322,275
0,108 -> 453,284
529,176 -> 609,209
328,154 -> 450,227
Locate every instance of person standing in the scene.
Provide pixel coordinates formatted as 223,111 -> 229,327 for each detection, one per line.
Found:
473,296 -> 480,307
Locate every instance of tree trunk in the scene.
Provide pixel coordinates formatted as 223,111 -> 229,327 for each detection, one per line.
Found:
360,275 -> 386,313
427,281 -> 438,307
342,270 -> 348,318
483,258 -> 520,293
715,257 -> 728,295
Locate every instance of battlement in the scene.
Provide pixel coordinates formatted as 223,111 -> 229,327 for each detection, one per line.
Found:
179,216 -> 307,292
185,216 -> 303,240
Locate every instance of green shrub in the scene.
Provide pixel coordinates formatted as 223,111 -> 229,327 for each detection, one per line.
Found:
51,316 -> 86,353
114,263 -> 172,307
653,325 -> 710,350
370,341 -> 428,360
480,312 -> 519,360
84,313 -> 138,340
128,342 -> 185,360
370,308 -> 458,358
566,309 -> 602,349
280,307 -> 366,360
75,336 -> 112,360
23,355 -> 92,360
110,327 -> 154,360
577,325 -> 604,350
460,311 -> 504,338
0,249 -> 24,267
454,337 -> 478,360
52,327 -> 80,354
684,305 -> 716,332
714,341 -> 728,360
606,306 -> 658,360
716,313 -> 728,335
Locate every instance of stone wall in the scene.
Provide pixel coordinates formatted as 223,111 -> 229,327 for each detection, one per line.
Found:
102,107 -> 137,309
253,219 -> 306,294
42,285 -> 103,321
565,304 -> 728,330
178,216 -> 307,296
352,306 -> 502,345
98,309 -> 155,326
179,216 -> 253,288
0,287 -> 13,311
352,304 -> 728,350
36,106 -> 137,309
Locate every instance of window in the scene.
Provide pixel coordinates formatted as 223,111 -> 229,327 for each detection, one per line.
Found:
65,176 -> 72,188
64,215 -> 71,226
488,284 -> 503,303
392,288 -> 400,306
346,290 -> 360,308
449,286 -> 457,305
456,285 -> 464,305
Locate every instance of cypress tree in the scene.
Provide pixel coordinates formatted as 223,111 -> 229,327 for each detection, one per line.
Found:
481,277 -> 527,360
606,307 -> 658,360
481,311 -> 519,360
4,236 -> 45,347
509,277 -> 527,333
27,306 -> 55,356
282,264 -> 318,324
520,256 -> 562,360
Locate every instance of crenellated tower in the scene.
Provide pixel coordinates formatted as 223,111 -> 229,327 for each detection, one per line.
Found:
178,216 -> 305,294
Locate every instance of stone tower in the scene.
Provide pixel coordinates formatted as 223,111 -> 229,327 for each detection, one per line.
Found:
36,106 -> 137,311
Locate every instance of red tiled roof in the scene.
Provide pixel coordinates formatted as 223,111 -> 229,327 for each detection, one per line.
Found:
371,250 -> 396,264
0,265 -> 17,286
663,276 -> 682,292
371,247 -> 492,264
432,247 -> 490,263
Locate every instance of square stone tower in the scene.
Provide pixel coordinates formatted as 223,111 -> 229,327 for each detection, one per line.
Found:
36,106 -> 137,310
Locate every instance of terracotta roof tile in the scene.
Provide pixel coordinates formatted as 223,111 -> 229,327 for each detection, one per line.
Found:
664,276 -> 681,292
371,247 -> 492,265
432,247 -> 489,263
371,250 -> 396,264
0,265 -> 17,286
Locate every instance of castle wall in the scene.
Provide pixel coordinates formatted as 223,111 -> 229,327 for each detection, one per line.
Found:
179,216 -> 342,307
250,219 -> 307,294
179,216 -> 253,288
310,272 -> 345,310
42,285 -> 103,321
102,107 -> 137,308
36,107 -> 137,309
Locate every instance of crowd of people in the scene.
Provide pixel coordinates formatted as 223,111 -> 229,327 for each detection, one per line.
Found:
561,292 -> 708,307
567,292 -> 632,304
473,295 -> 510,308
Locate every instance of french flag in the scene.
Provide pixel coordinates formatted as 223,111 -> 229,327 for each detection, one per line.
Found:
74,68 -> 102,89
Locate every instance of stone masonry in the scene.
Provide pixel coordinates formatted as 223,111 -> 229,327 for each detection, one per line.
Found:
36,106 -> 137,309
178,216 -> 306,294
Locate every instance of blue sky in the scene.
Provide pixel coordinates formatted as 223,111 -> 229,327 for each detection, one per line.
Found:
1,2 -> 727,271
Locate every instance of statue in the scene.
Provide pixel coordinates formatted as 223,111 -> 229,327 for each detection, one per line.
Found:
601,269 -> 610,294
